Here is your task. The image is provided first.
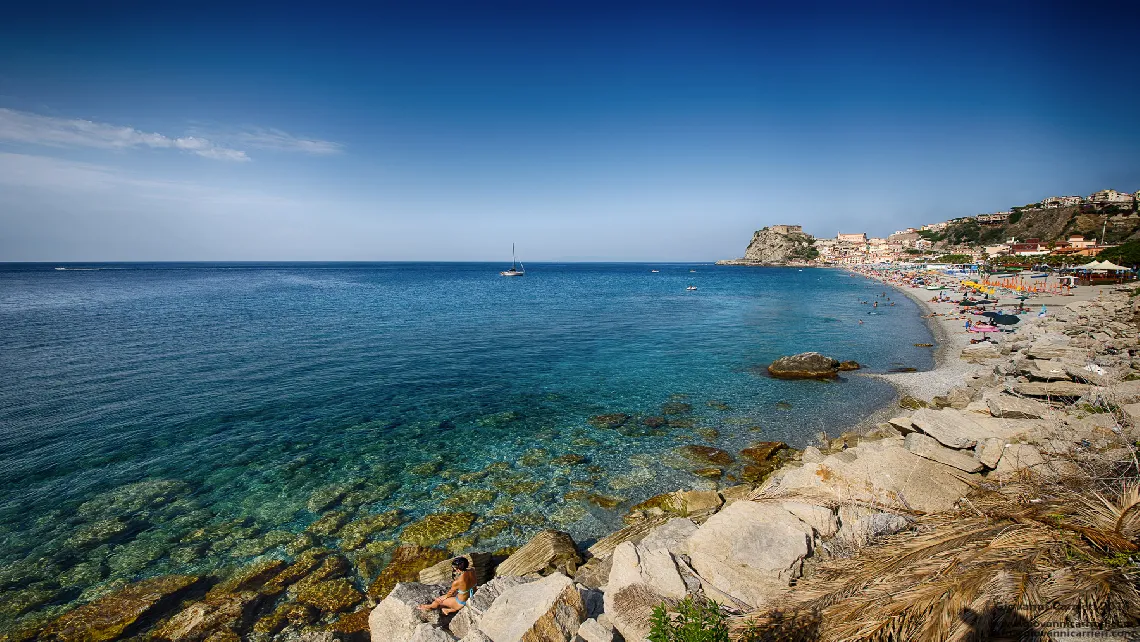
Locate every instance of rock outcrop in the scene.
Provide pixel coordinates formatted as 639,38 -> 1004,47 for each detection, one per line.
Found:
477,573 -> 585,642
719,226 -> 819,265
767,352 -> 842,379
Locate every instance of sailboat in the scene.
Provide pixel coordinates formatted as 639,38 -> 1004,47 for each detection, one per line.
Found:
500,243 -> 525,277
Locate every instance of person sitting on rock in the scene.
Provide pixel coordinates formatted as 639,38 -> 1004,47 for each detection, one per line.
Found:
419,557 -> 475,615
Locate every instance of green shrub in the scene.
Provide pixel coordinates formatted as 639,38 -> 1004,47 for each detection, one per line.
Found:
649,597 -> 730,642
1008,210 -> 1022,224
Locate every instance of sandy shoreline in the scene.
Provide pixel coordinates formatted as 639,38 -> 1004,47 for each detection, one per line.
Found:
848,268 -> 983,403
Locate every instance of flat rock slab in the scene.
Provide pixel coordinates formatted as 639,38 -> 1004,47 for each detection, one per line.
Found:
604,542 -> 688,641
909,408 -> 982,449
761,444 -> 976,514
638,518 -> 697,557
685,500 -> 814,608
1010,381 -> 1090,399
984,393 -> 1050,419
904,432 -> 984,473
495,530 -> 581,577
992,444 -> 1049,479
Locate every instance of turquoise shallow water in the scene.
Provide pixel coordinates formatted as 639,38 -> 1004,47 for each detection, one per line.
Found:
0,262 -> 932,627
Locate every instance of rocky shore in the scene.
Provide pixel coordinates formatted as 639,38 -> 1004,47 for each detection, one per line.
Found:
14,283 -> 1140,641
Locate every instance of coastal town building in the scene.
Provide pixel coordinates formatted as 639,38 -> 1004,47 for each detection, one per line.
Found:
975,212 -> 1010,225
1088,189 -> 1134,204
1067,235 -> 1097,250
920,222 -> 948,232
837,232 -> 867,244
770,224 -> 803,234
1041,195 -> 1082,208
1010,238 -> 1049,256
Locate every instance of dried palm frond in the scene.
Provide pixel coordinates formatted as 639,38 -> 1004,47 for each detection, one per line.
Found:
1077,481 -> 1140,541
732,510 -> 1140,642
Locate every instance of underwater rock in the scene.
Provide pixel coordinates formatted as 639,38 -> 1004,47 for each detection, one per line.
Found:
486,473 -> 544,496
58,560 -> 109,590
306,510 -> 352,537
262,548 -> 330,595
367,545 -> 450,600
38,575 -> 201,642
550,503 -> 588,526
675,445 -> 734,467
440,489 -> 497,511
519,448 -> 551,466
252,601 -> 319,635
666,417 -> 696,429
408,458 -> 445,477
294,578 -> 364,613
693,467 -> 723,479
696,427 -> 719,440
153,591 -> 261,642
307,484 -> 355,513
64,518 -> 140,550
608,467 -> 655,491
706,400 -> 731,411
207,559 -> 287,600
587,414 -> 631,429
661,402 -> 693,415
640,415 -> 666,428
400,513 -> 477,547
475,520 -> 510,540
838,360 -> 861,371
740,441 -> 788,463
76,480 -> 190,520
339,510 -> 405,550
551,453 -> 587,466
586,493 -> 623,510
447,535 -> 479,554
0,584 -> 58,618
329,607 -> 372,638
495,530 -> 581,577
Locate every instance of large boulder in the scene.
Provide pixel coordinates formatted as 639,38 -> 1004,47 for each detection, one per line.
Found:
495,530 -> 582,577
638,518 -> 698,557
603,542 -> 688,641
478,573 -> 586,642
767,352 -> 841,379
368,582 -> 449,642
420,552 -> 493,586
448,576 -> 536,639
685,501 -> 815,608
903,432 -> 985,473
411,624 -> 458,642
573,618 -> 615,642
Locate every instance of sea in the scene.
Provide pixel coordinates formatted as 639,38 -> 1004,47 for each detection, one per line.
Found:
0,262 -> 933,628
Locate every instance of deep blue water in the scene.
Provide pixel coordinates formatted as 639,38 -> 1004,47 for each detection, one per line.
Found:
0,262 -> 931,626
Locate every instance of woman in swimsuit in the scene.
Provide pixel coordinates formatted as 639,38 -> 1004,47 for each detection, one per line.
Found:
419,557 -> 476,615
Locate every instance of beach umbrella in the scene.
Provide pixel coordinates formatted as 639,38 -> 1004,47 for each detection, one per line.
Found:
991,315 -> 1020,325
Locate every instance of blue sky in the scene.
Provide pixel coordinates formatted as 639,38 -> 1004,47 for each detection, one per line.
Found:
1,1 -> 1137,261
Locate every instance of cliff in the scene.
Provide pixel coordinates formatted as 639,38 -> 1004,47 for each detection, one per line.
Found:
718,226 -> 819,265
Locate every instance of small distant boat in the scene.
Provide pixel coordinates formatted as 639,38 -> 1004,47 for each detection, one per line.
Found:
686,286 -> 698,291
500,243 -> 525,277
689,269 -> 696,273
651,270 -> 660,273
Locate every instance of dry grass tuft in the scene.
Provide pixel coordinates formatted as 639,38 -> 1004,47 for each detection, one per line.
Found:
733,443 -> 1140,641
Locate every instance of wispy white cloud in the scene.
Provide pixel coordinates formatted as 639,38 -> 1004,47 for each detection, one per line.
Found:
236,128 -> 344,155
0,108 -> 251,161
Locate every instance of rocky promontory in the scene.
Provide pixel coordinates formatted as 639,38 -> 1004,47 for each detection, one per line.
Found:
716,225 -> 819,266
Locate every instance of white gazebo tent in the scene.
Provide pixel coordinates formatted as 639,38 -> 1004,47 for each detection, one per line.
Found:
1084,260 -> 1129,271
